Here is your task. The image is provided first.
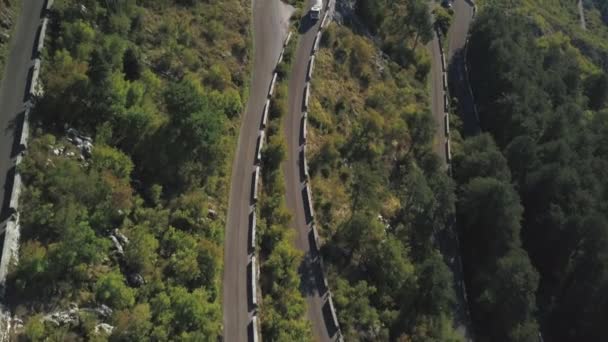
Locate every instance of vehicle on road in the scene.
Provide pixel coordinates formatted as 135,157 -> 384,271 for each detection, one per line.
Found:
310,0 -> 322,20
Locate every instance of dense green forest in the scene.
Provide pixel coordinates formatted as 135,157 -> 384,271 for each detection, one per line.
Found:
308,1 -> 462,340
8,0 -> 250,340
588,0 -> 608,25
458,4 -> 608,341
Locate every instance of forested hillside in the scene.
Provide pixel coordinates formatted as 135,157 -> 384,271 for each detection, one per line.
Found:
457,4 -> 608,341
308,1 -> 461,340
588,0 -> 608,24
7,0 -> 250,340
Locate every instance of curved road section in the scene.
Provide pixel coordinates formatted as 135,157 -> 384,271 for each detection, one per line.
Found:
429,0 -> 475,340
223,1 -> 292,341
283,1 -> 338,341
447,0 -> 478,136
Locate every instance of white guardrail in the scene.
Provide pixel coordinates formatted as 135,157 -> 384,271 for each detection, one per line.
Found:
261,99 -> 269,129
249,211 -> 256,252
255,130 -> 265,165
250,255 -> 258,307
268,72 -> 278,98
252,165 -> 260,203
301,113 -> 308,143
303,82 -> 310,110
36,18 -> 48,56
438,32 -> 452,166
307,55 -> 315,81
1,1 -> 53,339
247,29 -> 294,342
298,1 -> 344,339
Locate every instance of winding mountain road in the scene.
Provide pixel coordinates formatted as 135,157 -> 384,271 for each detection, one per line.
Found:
448,0 -> 479,136
0,1 -> 45,224
283,1 -> 338,341
222,1 -> 292,340
0,0 -> 47,338
429,0 -> 475,340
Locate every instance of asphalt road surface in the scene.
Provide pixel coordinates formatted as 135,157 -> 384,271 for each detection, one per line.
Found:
223,1 -> 292,341
283,1 -> 338,341
0,2 -> 45,222
429,27 -> 446,160
448,0 -> 479,136
429,0 -> 475,340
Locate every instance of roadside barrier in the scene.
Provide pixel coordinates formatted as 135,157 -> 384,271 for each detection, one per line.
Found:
307,55 -> 315,81
255,130 -> 264,164
249,211 -> 256,252
251,315 -> 259,342
36,18 -> 48,56
445,140 -> 452,163
268,72 -> 278,98
296,5 -> 345,339
312,31 -> 321,53
261,99 -> 269,128
301,114 -> 307,143
0,2 -> 53,303
252,166 -> 260,203
19,109 -> 30,150
301,145 -> 309,179
284,32 -> 292,47
303,82 -> 310,110
247,28 -> 296,340
28,59 -> 41,98
250,256 -> 258,307
45,0 -> 54,12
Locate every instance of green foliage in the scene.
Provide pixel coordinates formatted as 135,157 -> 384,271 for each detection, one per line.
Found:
333,279 -> 386,340
96,271 -> 136,310
8,0 -> 251,339
261,240 -> 312,341
433,6 -> 453,36
454,134 -> 539,341
309,18 -> 460,340
356,0 -> 434,66
149,286 -> 221,339
92,145 -> 134,179
24,315 -> 46,341
124,226 -> 159,276
123,48 -> 142,81
112,304 -> 154,341
257,36 -> 313,339
460,6 -> 608,339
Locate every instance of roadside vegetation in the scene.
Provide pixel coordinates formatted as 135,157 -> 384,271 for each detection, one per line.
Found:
7,0 -> 250,340
256,37 -> 313,340
455,4 -> 608,341
308,1 -> 462,340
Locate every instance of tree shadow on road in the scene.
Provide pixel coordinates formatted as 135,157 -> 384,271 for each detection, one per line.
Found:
298,13 -> 318,35
0,166 -> 16,222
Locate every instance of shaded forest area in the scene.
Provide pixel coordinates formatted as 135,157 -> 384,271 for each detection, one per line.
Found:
458,6 -> 608,341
